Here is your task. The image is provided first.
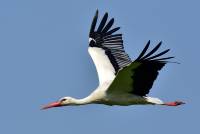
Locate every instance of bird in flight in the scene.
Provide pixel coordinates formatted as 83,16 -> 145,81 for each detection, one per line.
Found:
42,10 -> 184,109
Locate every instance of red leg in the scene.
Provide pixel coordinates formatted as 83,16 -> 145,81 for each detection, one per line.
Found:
163,101 -> 185,106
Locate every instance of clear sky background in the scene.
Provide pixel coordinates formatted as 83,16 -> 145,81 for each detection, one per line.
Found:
0,0 -> 199,133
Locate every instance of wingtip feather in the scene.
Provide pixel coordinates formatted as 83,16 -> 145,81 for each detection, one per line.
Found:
97,12 -> 108,32
141,41 -> 162,60
102,18 -> 114,33
146,49 -> 170,60
136,40 -> 150,60
106,27 -> 120,35
89,10 -> 99,35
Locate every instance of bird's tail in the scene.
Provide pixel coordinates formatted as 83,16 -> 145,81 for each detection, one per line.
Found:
145,97 -> 185,106
145,97 -> 164,105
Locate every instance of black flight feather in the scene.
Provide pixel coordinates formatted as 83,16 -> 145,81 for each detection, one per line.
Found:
141,41 -> 162,60
97,13 -> 108,32
146,49 -> 170,60
90,10 -> 98,34
102,18 -> 114,33
136,40 -> 150,60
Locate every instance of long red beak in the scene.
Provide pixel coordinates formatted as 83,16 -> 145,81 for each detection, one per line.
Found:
41,101 -> 61,110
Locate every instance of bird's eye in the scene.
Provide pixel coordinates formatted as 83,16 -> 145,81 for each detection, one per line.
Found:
61,98 -> 67,102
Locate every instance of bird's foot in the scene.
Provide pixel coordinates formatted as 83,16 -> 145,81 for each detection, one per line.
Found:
163,101 -> 185,106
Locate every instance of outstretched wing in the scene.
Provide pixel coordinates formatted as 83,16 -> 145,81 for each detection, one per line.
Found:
88,10 -> 132,85
107,40 -> 174,96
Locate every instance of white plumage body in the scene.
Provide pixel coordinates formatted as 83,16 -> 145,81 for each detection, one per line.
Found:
87,80 -> 163,106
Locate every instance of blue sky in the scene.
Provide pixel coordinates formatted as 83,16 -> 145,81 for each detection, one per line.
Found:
0,0 -> 199,133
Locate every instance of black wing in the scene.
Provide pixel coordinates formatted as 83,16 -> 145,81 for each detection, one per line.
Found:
89,10 -> 132,73
107,40 -> 174,96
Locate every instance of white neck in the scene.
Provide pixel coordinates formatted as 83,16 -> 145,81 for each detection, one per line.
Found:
71,96 -> 95,105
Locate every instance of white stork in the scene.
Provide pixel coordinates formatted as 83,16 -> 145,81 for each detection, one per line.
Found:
42,10 -> 185,109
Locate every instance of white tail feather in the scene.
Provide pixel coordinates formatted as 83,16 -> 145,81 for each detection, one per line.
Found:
145,97 -> 164,105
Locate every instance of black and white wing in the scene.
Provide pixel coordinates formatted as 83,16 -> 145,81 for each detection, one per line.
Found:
107,40 -> 174,96
88,10 -> 132,85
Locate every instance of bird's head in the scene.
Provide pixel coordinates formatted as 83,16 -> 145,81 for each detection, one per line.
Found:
42,97 -> 77,110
